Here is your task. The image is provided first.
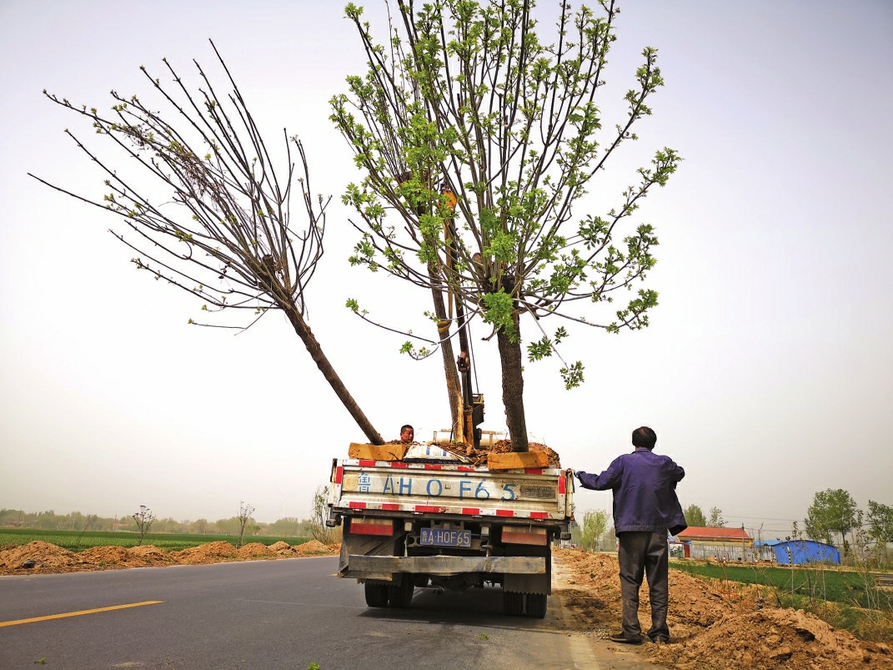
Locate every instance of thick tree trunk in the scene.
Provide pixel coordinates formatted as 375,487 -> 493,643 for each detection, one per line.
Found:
283,303 -> 384,445
496,317 -> 529,452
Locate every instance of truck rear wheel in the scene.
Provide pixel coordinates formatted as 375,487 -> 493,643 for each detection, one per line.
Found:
364,583 -> 389,608
388,578 -> 414,608
502,591 -> 524,616
526,593 -> 547,619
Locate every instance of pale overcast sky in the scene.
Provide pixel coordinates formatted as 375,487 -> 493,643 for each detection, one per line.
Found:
1,1 -> 891,538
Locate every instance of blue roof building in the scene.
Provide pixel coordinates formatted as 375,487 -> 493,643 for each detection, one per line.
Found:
757,539 -> 840,565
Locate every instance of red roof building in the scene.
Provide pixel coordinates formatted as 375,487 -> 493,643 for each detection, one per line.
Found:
677,526 -> 752,544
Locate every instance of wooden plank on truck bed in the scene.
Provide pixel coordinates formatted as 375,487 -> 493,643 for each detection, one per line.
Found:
487,451 -> 550,470
348,442 -> 410,461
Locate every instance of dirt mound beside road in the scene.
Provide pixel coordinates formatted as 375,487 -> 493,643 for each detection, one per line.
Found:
0,539 -> 337,575
554,548 -> 893,669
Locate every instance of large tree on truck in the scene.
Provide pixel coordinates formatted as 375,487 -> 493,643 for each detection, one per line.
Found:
31,46 -> 385,445
331,0 -> 680,451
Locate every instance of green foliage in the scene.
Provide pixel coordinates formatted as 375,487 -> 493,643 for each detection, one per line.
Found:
684,504 -> 707,527
805,488 -> 858,548
579,509 -> 609,551
707,506 -> 726,528
867,500 -> 893,545
331,0 -> 680,399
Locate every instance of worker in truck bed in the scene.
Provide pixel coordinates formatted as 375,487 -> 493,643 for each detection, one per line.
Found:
575,426 -> 687,646
399,424 -> 414,443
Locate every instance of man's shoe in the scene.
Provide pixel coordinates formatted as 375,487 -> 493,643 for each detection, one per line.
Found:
609,632 -> 642,645
650,635 -> 670,644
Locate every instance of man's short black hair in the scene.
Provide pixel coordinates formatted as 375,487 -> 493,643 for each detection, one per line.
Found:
632,426 -> 657,450
401,424 -> 414,433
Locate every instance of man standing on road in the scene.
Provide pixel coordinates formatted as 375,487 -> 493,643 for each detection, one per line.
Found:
575,426 -> 687,645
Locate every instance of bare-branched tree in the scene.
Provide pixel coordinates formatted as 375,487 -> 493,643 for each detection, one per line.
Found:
132,504 -> 156,546
30,42 -> 384,445
331,0 -> 680,450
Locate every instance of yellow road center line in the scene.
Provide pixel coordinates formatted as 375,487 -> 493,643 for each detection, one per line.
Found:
0,600 -> 163,627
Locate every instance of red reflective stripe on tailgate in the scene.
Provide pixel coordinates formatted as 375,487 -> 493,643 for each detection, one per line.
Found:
381,504 -> 400,510
461,508 -> 480,515
457,466 -> 474,472
348,502 -> 367,509
524,468 -> 543,475
390,462 -> 408,468
334,466 -> 343,485
496,509 -> 514,517
530,512 -> 549,519
358,460 -> 376,466
424,464 -> 442,470
558,475 -> 566,494
415,505 -> 446,513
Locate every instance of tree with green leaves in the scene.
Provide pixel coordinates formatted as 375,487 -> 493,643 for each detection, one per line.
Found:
804,488 -> 858,551
866,500 -> 893,556
707,506 -> 726,528
332,0 -> 679,450
683,504 -> 706,527
31,44 -> 385,446
579,508 -> 609,551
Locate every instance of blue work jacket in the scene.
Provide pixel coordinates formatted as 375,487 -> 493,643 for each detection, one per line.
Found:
576,447 -> 688,536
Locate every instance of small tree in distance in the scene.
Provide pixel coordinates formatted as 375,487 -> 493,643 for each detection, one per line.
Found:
805,488 -> 858,556
579,509 -> 609,552
237,501 -> 255,549
132,505 -> 156,546
707,507 -> 726,528
684,504 -> 706,527
310,485 -> 339,545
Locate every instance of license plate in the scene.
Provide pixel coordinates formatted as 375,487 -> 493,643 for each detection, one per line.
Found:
420,528 -> 472,547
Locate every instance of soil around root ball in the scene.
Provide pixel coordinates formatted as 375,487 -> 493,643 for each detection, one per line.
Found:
438,439 -> 561,467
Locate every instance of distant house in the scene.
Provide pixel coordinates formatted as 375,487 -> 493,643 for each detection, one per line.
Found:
757,539 -> 840,565
676,526 -> 753,560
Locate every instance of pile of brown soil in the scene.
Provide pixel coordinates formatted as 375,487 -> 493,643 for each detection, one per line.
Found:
553,548 -> 893,669
0,539 -> 337,576
439,439 -> 561,467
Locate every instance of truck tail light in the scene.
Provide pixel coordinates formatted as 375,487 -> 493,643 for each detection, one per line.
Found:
333,466 -> 344,485
349,517 -> 394,536
502,526 -> 548,546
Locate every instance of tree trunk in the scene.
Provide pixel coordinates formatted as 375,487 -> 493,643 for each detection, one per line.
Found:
496,317 -> 528,452
283,303 -> 384,445
429,272 -> 462,435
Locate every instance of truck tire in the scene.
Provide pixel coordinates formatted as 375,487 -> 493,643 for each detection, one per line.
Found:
364,583 -> 390,608
502,591 -> 524,616
388,578 -> 414,609
526,593 -> 547,619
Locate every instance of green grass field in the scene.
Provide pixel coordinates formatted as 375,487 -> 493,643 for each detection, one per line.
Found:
672,560 -> 892,610
0,528 -> 311,553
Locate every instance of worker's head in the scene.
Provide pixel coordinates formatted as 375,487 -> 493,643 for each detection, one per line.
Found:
400,424 -> 414,442
631,426 -> 657,450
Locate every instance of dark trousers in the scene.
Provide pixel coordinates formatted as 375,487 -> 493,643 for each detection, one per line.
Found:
617,531 -> 669,641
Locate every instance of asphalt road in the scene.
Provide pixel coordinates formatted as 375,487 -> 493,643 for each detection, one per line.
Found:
0,556 -> 657,670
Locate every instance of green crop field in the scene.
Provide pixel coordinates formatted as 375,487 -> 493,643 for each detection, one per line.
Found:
672,560 -> 893,611
0,528 -> 311,553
